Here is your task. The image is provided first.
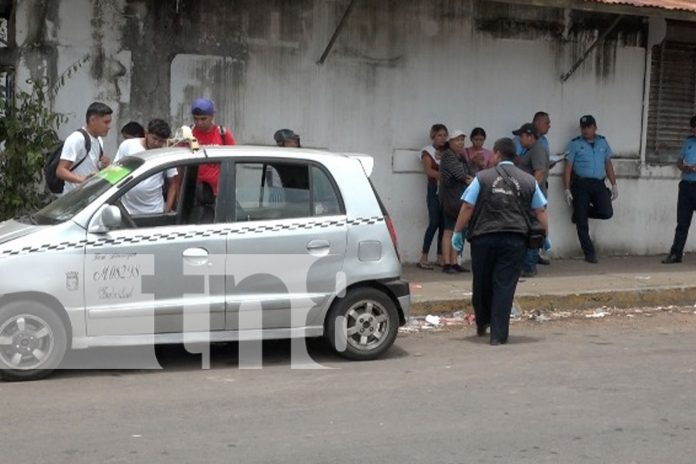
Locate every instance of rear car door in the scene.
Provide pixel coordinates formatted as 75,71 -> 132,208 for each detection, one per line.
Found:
224,159 -> 347,332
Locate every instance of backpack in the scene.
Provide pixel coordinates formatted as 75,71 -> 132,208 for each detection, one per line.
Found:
44,129 -> 100,194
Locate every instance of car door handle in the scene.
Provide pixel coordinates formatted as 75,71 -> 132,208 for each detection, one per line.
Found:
306,240 -> 330,255
183,247 -> 209,266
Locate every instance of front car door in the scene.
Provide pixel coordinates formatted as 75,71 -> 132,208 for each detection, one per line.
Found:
84,159 -> 230,337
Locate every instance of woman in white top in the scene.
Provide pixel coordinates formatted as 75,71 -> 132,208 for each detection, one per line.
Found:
418,124 -> 448,270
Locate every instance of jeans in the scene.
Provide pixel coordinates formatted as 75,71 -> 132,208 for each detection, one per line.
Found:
421,182 -> 443,255
523,248 -> 539,273
669,181 -> 696,257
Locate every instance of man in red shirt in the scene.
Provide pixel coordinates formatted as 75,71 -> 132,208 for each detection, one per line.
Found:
191,98 -> 236,195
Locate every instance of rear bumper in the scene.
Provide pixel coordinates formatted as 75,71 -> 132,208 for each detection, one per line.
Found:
378,278 -> 411,322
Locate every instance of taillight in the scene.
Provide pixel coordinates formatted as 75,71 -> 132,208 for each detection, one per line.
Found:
385,215 -> 400,261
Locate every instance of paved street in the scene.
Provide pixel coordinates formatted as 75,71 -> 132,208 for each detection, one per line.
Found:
2,311 -> 696,464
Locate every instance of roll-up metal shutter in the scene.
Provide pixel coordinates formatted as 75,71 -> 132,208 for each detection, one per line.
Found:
646,21 -> 696,164
646,42 -> 696,163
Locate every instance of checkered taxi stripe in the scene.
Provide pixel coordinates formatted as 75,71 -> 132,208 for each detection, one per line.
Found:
0,216 -> 384,258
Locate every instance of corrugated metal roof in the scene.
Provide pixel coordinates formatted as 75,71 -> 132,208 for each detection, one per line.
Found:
588,0 -> 696,14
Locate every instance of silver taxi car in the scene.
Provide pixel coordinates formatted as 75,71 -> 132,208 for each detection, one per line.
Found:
0,146 -> 410,380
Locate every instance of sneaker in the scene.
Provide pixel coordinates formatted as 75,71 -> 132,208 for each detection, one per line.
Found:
584,254 -> 598,264
442,265 -> 459,274
537,256 -> 551,266
521,269 -> 537,278
452,264 -> 469,273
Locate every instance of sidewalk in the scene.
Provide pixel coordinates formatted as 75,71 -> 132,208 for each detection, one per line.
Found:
403,256 -> 696,316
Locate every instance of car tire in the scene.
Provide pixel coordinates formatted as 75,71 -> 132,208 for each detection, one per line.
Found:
326,287 -> 399,361
0,301 -> 68,382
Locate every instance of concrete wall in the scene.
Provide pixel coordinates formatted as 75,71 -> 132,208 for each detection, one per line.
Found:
12,0 -> 694,261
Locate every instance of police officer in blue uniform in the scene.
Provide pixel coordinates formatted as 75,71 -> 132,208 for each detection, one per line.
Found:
563,115 -> 618,263
451,138 -> 548,345
662,115 -> 696,264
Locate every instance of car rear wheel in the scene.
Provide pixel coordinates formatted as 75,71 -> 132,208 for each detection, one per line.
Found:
0,301 -> 68,381
326,288 -> 399,360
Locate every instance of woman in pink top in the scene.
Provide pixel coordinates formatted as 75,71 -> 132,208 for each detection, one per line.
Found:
464,127 -> 493,173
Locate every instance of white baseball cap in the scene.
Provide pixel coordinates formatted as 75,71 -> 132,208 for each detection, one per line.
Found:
449,129 -> 466,140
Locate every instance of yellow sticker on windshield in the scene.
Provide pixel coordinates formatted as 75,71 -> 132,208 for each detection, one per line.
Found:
97,165 -> 131,184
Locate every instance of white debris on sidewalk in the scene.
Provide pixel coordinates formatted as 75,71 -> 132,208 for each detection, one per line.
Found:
586,309 -> 609,318
399,305 -> 696,334
399,311 -> 475,334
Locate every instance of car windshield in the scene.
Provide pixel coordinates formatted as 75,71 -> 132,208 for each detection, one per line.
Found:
33,158 -> 144,225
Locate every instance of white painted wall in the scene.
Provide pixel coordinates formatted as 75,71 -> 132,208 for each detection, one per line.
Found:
222,3 -> 674,262
21,0 -> 692,261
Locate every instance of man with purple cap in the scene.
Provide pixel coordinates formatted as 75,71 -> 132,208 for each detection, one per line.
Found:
191,97 -> 236,196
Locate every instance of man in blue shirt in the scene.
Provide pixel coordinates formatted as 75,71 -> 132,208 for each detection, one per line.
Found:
451,138 -> 547,345
514,111 -> 550,156
563,115 -> 618,263
662,115 -> 696,264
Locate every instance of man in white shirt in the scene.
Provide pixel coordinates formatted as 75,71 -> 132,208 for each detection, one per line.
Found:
57,102 -> 113,194
114,119 -> 178,215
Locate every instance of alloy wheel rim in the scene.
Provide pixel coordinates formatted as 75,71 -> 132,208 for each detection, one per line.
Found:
0,314 -> 55,370
344,300 -> 390,352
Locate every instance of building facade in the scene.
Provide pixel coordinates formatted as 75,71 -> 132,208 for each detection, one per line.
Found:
3,0 -> 696,261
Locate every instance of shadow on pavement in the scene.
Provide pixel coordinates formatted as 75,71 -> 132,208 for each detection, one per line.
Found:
47,337 -> 411,380
455,334 -> 542,345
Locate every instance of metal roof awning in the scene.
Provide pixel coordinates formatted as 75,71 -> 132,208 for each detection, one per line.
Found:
506,0 -> 696,20
587,1 -> 696,14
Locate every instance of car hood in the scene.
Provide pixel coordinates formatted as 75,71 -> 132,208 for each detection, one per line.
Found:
0,219 -> 42,245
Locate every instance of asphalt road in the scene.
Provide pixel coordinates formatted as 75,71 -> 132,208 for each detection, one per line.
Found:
2,311 -> 696,464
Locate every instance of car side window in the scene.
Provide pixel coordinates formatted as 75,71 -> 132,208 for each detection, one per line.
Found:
235,162 -> 312,221
311,166 -> 342,216
109,161 -> 222,229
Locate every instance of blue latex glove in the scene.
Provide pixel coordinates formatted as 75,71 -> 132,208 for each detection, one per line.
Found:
543,237 -> 552,253
452,231 -> 464,252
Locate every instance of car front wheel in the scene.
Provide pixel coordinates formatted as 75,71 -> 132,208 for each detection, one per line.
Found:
0,301 -> 68,381
326,288 -> 399,361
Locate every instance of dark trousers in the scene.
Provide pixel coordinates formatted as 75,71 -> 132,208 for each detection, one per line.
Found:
669,181 -> 696,257
470,233 -> 526,342
422,182 -> 443,255
571,176 -> 613,258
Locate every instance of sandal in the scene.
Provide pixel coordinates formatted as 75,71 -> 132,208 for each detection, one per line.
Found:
417,262 -> 434,270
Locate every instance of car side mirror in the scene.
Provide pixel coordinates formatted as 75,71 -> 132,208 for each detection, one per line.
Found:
89,205 -> 122,233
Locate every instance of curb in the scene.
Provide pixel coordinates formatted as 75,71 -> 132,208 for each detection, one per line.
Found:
410,286 -> 696,316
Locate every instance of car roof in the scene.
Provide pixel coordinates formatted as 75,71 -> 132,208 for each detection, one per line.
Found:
128,145 -> 375,176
